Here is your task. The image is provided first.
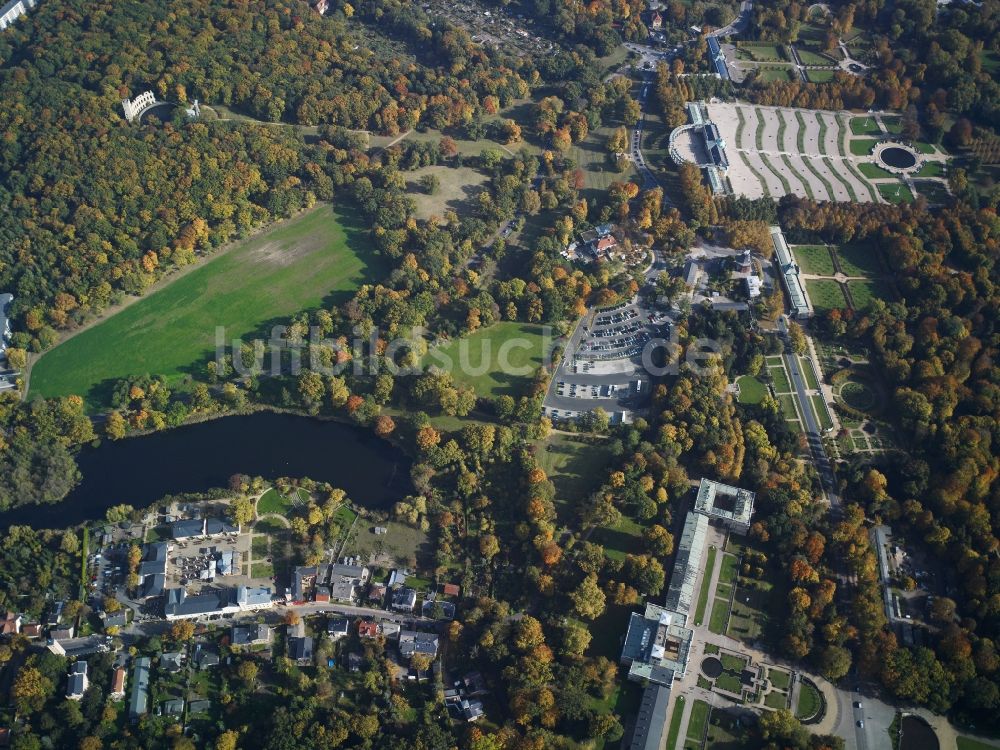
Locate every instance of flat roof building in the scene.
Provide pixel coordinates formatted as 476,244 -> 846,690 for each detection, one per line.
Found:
694,478 -> 756,534
771,226 -> 811,318
664,512 -> 710,618
621,603 -> 694,686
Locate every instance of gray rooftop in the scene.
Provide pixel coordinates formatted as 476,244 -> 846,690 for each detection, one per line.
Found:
129,657 -> 151,718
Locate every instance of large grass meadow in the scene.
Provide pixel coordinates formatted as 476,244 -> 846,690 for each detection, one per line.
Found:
30,205 -> 385,408
422,322 -> 551,398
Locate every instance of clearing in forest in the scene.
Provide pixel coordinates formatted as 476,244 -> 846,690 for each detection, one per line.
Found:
30,205 -> 385,408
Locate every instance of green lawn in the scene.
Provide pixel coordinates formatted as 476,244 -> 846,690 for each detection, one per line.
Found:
708,598 -> 731,635
665,696 -> 687,750
764,691 -> 789,709
423,322 -> 550,397
568,124 -> 635,202
778,394 -> 799,421
739,44 -> 786,62
768,364 -> 792,394
715,672 -> 743,694
687,700 -> 711,741
720,653 -> 748,672
792,245 -> 836,276
857,162 -> 895,179
537,434 -> 615,521
757,67 -> 795,82
915,161 -> 946,178
405,165 -> 490,220
736,376 -> 767,405
796,47 -> 835,65
768,668 -> 791,690
799,357 -> 819,390
849,137 -> 880,156
795,682 -> 823,720
878,182 -> 914,204
31,205 -> 384,408
257,488 -> 297,517
914,180 -> 951,204
805,279 -> 848,312
850,117 -> 882,136
836,242 -> 882,276
811,395 -> 833,431
847,279 -> 895,311
805,68 -> 836,82
719,554 -> 739,584
596,514 -> 644,562
694,547 -> 718,626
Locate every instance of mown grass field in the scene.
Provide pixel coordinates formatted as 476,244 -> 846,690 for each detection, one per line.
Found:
837,242 -> 882,276
31,205 -> 384,408
792,245 -> 836,276
805,68 -> 836,82
405,165 -> 490,220
850,117 -> 882,136
849,137 -> 880,155
736,376 -> 767,405
423,322 -> 550,397
878,181 -> 915,203
805,279 -> 848,312
537,434 -> 615,521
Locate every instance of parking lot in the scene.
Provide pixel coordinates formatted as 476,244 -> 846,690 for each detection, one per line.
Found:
543,298 -> 670,423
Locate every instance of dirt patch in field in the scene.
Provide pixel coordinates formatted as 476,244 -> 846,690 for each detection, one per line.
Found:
248,234 -> 325,268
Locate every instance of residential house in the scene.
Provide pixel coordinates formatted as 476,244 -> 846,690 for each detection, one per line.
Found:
129,657 -> 151,720
421,596 -> 455,620
292,566 -> 320,602
288,635 -> 314,665
188,699 -> 211,714
110,666 -> 127,700
314,586 -> 331,603
66,661 -> 89,700
231,624 -> 272,649
380,621 -> 401,640
329,563 -> 370,604
367,583 -> 387,604
357,620 -> 379,639
649,10 -> 663,28
327,617 -> 350,641
50,625 -> 74,640
161,698 -> 184,717
398,630 -> 439,661
20,623 -> 41,639
161,652 -> 184,673
441,583 -> 460,597
391,588 -> 417,613
194,645 -> 219,669
101,610 -> 127,630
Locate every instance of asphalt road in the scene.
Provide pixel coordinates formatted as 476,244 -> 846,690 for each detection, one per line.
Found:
778,318 -> 840,506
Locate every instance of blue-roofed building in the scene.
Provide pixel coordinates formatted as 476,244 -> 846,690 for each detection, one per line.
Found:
707,36 -> 730,80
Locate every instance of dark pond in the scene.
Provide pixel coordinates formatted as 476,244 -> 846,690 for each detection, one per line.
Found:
880,146 -> 917,169
0,412 -> 410,529
899,715 -> 939,750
